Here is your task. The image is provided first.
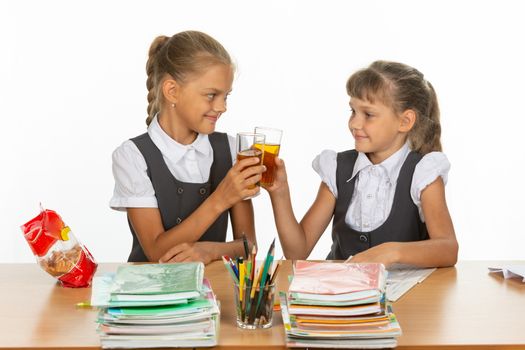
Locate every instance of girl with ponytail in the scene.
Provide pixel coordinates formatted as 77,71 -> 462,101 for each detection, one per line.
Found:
266,60 -> 458,268
110,31 -> 264,263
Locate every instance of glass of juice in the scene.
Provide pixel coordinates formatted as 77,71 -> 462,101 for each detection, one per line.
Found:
236,132 -> 265,195
254,127 -> 283,187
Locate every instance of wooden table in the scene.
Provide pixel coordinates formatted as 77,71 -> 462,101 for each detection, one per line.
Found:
1,261 -> 524,349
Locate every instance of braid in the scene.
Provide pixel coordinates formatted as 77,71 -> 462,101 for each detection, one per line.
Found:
145,36 -> 169,126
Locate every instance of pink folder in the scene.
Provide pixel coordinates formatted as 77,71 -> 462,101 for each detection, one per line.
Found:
289,261 -> 386,295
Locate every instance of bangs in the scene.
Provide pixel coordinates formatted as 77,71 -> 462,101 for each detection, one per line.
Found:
346,68 -> 392,105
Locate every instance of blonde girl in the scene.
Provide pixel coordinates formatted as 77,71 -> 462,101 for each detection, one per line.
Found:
110,31 -> 264,263
267,60 -> 458,267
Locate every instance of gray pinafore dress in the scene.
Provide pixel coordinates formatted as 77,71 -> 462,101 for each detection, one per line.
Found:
127,132 -> 231,262
327,150 -> 429,260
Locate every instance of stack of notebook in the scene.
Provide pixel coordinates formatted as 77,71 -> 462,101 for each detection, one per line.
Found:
91,262 -> 219,349
280,261 -> 402,349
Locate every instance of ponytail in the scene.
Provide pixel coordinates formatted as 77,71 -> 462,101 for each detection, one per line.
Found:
409,81 -> 442,154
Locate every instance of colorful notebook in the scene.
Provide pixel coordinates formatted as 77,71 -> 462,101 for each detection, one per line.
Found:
110,262 -> 204,295
289,261 -> 387,295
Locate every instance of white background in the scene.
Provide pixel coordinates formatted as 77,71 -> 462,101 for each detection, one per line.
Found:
1,0 -> 524,263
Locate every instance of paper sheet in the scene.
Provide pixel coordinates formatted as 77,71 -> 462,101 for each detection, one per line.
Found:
385,266 -> 436,302
488,265 -> 525,282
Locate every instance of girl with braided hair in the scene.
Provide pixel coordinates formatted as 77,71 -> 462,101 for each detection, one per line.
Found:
110,31 -> 264,263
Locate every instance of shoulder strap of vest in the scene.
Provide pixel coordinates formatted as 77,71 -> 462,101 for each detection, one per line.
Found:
398,151 -> 423,183
336,150 -> 359,192
395,150 -> 423,195
334,150 -> 359,217
129,132 -> 165,180
208,132 -> 232,190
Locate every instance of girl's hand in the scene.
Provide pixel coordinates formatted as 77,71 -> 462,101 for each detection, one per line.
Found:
345,242 -> 399,268
262,157 -> 288,194
159,241 -> 217,265
213,157 -> 266,209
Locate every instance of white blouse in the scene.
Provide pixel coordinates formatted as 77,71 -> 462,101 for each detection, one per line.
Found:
110,116 -> 236,211
312,142 -> 450,231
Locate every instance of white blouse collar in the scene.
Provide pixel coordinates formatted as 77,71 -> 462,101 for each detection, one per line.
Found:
348,142 -> 411,184
147,115 -> 212,164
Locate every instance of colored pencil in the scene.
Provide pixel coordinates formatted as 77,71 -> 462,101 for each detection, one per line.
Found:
242,232 -> 250,258
255,239 -> 275,316
221,256 -> 239,283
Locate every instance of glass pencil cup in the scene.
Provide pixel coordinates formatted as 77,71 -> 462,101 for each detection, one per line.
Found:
233,281 -> 276,329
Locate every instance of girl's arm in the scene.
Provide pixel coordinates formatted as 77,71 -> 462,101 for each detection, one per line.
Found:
129,157 -> 264,262
267,158 -> 335,260
230,198 -> 257,255
350,177 -> 458,267
158,195 -> 258,264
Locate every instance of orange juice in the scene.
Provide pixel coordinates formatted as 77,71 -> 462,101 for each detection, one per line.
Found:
237,148 -> 263,189
254,143 -> 280,186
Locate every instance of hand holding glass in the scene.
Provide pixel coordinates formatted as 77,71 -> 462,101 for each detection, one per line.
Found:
236,132 -> 265,192
254,127 -> 283,187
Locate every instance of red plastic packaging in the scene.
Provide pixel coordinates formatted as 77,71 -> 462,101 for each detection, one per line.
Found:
21,208 -> 98,288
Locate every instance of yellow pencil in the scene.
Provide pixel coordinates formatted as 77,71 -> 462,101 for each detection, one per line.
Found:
239,261 -> 245,302
251,266 -> 260,299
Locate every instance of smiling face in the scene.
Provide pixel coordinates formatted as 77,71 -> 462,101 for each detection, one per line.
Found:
160,63 -> 234,144
348,96 -> 409,164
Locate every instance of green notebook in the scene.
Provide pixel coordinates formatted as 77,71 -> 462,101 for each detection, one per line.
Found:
106,298 -> 214,316
110,263 -> 204,295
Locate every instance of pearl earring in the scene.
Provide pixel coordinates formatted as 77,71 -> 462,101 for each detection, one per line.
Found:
171,103 -> 176,108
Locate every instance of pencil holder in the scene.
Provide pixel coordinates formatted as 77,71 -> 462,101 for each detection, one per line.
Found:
233,281 -> 275,329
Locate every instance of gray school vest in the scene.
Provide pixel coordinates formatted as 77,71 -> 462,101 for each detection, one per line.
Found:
327,150 -> 429,260
127,132 -> 231,262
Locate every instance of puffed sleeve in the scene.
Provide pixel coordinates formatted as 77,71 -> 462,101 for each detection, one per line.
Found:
411,151 -> 451,208
311,149 -> 338,198
109,140 -> 158,211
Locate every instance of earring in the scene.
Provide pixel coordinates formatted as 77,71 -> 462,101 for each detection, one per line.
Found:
171,103 -> 176,108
